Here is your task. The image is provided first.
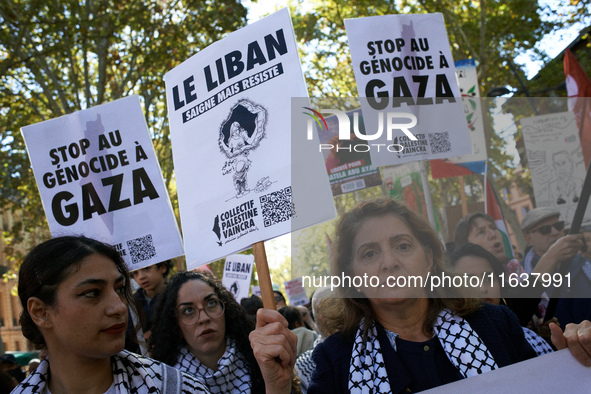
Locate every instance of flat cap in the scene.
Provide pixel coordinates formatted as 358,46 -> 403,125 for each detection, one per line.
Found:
521,207 -> 560,232
0,354 -> 18,365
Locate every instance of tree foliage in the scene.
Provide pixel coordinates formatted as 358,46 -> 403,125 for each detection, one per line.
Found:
2,0 -> 590,273
290,0 -> 565,97
292,185 -> 386,282
288,0 -> 583,175
0,0 -> 247,266
288,0 -> 587,248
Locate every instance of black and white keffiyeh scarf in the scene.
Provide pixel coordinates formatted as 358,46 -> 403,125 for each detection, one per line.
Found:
11,350 -> 210,394
295,348 -> 316,393
295,334 -> 324,392
522,327 -> 553,356
175,338 -> 251,394
582,260 -> 591,281
523,247 -> 537,275
348,309 -> 498,393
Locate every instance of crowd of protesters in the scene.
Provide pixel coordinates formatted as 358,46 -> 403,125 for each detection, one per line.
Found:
5,198 -> 591,394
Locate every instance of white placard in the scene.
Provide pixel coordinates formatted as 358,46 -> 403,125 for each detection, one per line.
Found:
423,350 -> 591,392
344,13 -> 471,166
251,285 -> 261,297
520,111 -> 591,227
165,8 -> 335,268
284,277 -> 309,306
21,95 -> 184,270
222,254 -> 254,302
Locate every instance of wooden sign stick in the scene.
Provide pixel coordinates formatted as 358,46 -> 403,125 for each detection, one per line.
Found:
253,241 -> 277,310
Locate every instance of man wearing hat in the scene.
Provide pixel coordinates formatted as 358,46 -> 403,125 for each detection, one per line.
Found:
0,354 -> 25,384
521,207 -> 566,273
521,207 -> 591,327
521,207 -> 585,276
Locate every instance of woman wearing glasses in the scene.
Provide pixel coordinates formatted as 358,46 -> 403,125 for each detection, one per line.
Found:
149,271 -> 298,393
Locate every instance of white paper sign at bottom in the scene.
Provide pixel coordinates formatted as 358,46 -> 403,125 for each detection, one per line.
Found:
423,349 -> 591,392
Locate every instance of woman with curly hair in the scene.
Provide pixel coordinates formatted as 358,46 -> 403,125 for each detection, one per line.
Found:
150,271 -> 298,394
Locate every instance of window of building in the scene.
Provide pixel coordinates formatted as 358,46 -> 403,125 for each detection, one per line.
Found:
502,188 -> 509,200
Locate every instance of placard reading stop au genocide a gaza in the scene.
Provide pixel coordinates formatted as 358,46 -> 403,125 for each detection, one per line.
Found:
21,95 -> 184,271
344,13 -> 472,167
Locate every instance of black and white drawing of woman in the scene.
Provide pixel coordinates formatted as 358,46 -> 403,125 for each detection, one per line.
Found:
228,121 -> 249,154
218,100 -> 268,199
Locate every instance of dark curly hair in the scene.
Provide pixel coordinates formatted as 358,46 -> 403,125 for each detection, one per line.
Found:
149,271 -> 265,392
18,236 -> 132,349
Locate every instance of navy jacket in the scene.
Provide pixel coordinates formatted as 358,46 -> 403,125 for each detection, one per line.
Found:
308,303 -> 537,394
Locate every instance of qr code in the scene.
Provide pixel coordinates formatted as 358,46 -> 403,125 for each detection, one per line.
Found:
429,132 -> 452,154
127,234 -> 156,264
260,186 -> 294,227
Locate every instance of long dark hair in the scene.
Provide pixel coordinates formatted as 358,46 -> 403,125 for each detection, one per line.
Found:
149,271 -> 265,392
332,198 -> 481,340
18,236 -> 132,349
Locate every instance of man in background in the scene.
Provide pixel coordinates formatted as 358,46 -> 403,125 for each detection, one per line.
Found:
131,260 -> 171,338
521,208 -> 591,327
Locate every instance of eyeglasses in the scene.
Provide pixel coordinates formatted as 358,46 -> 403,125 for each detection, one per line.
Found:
177,298 -> 225,326
529,221 -> 565,235
274,296 -> 284,303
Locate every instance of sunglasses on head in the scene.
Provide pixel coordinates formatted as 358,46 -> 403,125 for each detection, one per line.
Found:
530,221 -> 565,235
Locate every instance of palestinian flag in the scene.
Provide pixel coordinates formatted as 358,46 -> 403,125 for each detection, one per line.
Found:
484,176 -> 513,260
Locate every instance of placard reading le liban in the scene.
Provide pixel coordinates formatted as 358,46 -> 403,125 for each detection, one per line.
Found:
222,254 -> 254,303
165,8 -> 334,268
344,13 -> 471,167
21,95 -> 184,270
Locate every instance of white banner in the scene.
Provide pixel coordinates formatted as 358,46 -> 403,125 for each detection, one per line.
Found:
520,111 -> 591,227
222,254 -> 254,303
344,13 -> 471,166
21,95 -> 184,270
424,350 -> 590,392
165,8 -> 335,268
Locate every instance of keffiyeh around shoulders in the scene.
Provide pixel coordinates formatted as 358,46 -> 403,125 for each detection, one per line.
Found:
11,350 -> 210,394
175,338 -> 251,394
348,309 -> 499,394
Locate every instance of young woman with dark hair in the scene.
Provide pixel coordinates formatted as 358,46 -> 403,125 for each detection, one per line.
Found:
149,270 -> 299,394
13,235 -> 210,394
